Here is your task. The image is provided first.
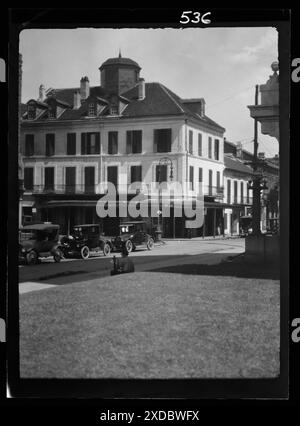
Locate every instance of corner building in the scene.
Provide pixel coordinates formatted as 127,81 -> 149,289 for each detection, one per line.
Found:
20,54 -> 226,237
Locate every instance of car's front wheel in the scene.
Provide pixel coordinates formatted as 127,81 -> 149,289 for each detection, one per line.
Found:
146,238 -> 154,250
53,249 -> 63,263
81,245 -> 90,260
103,243 -> 111,256
26,250 -> 38,265
125,240 -> 133,253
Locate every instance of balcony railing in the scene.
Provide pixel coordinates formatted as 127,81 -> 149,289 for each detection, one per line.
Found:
202,185 -> 224,198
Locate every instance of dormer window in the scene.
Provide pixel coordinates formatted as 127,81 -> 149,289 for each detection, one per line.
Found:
49,107 -> 56,119
88,103 -> 96,116
28,104 -> 36,120
110,105 -> 118,116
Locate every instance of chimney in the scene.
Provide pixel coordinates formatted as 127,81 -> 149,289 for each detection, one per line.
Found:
199,98 -> 205,117
138,78 -> 145,100
236,142 -> 243,159
258,152 -> 265,160
73,90 -> 81,109
38,84 -> 45,102
80,76 -> 90,101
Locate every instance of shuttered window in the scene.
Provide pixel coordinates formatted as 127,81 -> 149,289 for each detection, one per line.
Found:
67,133 -> 76,155
126,130 -> 142,154
24,168 -> 34,190
81,132 -> 100,155
131,165 -> 142,183
153,129 -> 171,153
108,131 -> 118,154
25,134 -> 34,157
44,167 -> 54,190
189,166 -> 194,190
198,133 -> 202,156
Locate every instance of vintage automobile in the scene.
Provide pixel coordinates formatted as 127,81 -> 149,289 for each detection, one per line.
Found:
19,223 -> 63,265
111,221 -> 155,253
239,216 -> 253,237
61,224 -> 112,260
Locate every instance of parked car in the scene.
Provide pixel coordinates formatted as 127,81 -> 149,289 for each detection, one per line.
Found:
19,223 -> 63,265
61,224 -> 112,259
239,216 -> 253,237
111,221 -> 155,253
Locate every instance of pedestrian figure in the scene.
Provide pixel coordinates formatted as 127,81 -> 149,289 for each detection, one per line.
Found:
111,245 -> 135,275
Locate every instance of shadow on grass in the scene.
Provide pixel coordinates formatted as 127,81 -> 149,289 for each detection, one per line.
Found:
19,249 -> 280,286
146,257 -> 280,280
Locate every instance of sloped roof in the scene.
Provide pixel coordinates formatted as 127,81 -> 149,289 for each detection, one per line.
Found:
224,155 -> 253,175
99,57 -> 141,70
23,82 -> 225,132
20,103 -> 27,115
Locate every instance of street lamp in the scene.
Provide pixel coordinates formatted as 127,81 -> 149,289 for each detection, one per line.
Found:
156,157 -> 174,240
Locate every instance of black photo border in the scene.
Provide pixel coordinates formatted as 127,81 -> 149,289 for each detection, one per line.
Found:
4,7 -> 292,404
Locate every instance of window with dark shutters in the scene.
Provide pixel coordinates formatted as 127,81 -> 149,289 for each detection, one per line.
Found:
198,133 -> 202,156
65,167 -> 76,193
208,169 -> 213,195
234,181 -> 238,203
126,130 -> 142,154
189,166 -> 194,190
44,167 -> 54,190
214,139 -> 220,160
67,133 -> 76,155
24,168 -> 34,190
81,132 -> 100,155
84,167 -> 95,193
227,179 -> 231,204
46,134 -> 55,157
217,171 -> 221,191
189,130 -> 193,154
108,131 -> 118,154
240,181 -> 244,204
208,137 -> 212,159
199,167 -> 203,182
153,129 -> 171,153
131,165 -> 142,183
25,134 -> 34,156
107,166 -> 118,189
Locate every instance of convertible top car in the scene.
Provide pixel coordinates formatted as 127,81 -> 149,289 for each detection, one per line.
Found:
19,223 -> 63,265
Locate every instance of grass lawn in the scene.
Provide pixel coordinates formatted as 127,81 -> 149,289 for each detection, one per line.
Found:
19,270 -> 280,378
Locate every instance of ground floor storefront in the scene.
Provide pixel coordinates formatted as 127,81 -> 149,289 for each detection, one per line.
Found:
20,194 -> 252,239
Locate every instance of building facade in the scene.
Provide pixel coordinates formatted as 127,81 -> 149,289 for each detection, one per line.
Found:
224,139 -> 279,234
20,54 -> 227,237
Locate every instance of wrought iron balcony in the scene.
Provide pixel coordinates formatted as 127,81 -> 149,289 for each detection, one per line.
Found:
202,185 -> 224,198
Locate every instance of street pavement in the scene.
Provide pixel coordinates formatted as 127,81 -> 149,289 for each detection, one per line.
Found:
19,238 -> 245,294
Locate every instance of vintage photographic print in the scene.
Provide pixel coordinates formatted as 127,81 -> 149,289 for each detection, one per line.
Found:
10,15 -> 290,398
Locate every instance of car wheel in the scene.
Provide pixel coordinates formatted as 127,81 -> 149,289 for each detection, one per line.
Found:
147,238 -> 154,250
53,249 -> 62,263
81,245 -> 90,260
103,243 -> 111,256
26,250 -> 38,265
125,240 -> 133,253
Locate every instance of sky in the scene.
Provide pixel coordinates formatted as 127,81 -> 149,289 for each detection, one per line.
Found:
20,27 -> 279,157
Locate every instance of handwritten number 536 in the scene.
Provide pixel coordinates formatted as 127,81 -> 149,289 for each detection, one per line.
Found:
180,11 -> 211,25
